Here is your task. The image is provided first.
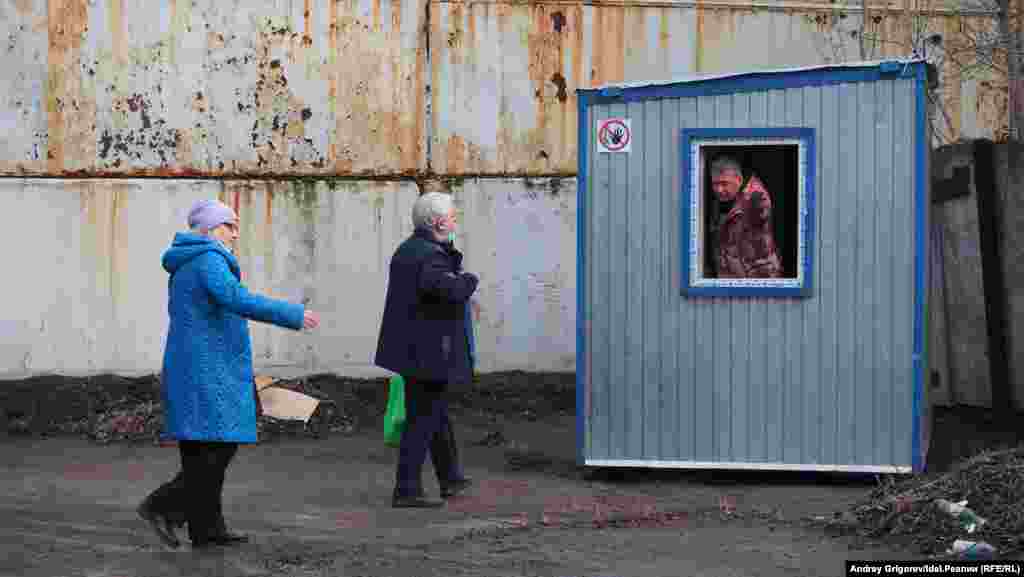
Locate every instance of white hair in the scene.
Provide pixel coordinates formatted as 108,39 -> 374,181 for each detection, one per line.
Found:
412,192 -> 453,230
710,156 -> 743,178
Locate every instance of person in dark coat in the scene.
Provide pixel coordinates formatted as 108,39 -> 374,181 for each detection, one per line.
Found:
709,156 -> 783,278
138,199 -> 321,548
375,192 -> 477,508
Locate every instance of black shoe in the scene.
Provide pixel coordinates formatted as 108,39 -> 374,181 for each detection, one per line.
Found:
190,539 -> 228,550
440,478 -> 473,499
210,532 -> 249,545
137,502 -> 181,549
392,494 -> 444,508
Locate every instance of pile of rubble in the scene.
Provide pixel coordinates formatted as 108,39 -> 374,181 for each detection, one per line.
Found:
838,446 -> 1024,557
37,377 -> 362,444
10,371 -> 575,445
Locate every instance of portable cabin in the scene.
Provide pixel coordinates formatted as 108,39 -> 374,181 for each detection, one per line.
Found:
576,60 -> 936,473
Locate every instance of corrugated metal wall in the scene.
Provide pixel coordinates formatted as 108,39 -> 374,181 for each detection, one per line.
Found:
1,0 -> 1005,178
583,76 -> 920,469
429,0 -> 1005,175
1,0 -> 428,176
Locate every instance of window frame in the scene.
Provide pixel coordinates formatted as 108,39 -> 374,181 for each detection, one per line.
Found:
680,127 -> 816,298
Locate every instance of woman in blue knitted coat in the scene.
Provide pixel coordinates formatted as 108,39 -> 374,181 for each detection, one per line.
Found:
138,199 -> 320,549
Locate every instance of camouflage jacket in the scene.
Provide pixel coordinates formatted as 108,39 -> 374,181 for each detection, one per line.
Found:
717,175 -> 783,279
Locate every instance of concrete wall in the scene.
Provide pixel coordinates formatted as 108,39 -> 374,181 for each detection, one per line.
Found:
0,0 -> 1011,380
0,177 -> 576,379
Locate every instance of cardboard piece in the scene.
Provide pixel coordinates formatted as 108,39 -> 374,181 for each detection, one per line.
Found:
253,375 -> 320,423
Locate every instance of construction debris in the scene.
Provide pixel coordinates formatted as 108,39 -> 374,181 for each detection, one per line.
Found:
841,446 -> 1024,556
33,377 -> 355,444
9,371 -> 575,445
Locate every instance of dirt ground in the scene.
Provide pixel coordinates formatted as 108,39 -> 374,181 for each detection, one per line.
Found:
0,372 -> 1019,576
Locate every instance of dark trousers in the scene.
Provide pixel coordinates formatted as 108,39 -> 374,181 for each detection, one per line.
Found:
144,441 -> 238,543
395,377 -> 465,497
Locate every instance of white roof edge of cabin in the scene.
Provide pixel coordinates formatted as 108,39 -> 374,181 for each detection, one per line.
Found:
580,58 -> 927,93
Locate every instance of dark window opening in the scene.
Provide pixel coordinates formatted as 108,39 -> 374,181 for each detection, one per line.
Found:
701,144 -> 800,280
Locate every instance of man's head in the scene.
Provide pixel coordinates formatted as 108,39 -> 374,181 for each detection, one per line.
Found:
710,156 -> 744,203
412,192 -> 457,242
188,199 -> 240,251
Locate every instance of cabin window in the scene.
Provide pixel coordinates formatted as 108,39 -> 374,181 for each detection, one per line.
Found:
681,128 -> 815,297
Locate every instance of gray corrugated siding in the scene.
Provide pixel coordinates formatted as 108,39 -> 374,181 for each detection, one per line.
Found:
584,77 -> 918,468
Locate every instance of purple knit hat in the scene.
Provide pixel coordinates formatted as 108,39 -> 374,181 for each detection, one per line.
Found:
187,199 -> 237,231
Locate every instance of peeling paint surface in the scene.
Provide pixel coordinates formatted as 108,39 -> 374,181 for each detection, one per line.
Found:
0,0 -> 1007,176
0,178 -> 576,378
431,1 -> 1004,174
1,0 -> 427,176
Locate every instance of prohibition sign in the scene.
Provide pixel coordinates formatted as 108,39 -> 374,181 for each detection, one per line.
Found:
597,118 -> 631,152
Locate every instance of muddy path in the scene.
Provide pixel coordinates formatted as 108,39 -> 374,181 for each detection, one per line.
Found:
3,371 -> 1021,575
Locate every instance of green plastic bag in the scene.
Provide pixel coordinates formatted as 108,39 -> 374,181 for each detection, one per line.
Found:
384,374 -> 406,447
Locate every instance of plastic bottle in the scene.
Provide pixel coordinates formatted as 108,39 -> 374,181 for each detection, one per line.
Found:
934,499 -> 987,533
949,539 -> 996,560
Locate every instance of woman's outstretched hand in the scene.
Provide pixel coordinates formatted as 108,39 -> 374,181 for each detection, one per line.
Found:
303,310 -> 321,330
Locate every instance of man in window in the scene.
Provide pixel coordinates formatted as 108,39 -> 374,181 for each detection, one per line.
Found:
709,156 -> 783,279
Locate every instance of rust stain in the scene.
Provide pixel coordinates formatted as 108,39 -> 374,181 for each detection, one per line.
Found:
17,0 -> 1007,176
448,2 -> 464,56
79,184 -> 105,302
328,0 -> 338,168
420,0 -> 432,173
495,1 -> 509,169
46,0 -> 89,173
175,128 -> 193,165
109,186 -> 126,312
551,6 -> 572,172
590,8 -> 604,86
551,10 -> 566,33
570,5 -> 584,168
304,0 -> 312,41
466,3 -> 477,64
625,7 -> 645,76
659,7 -> 670,52
111,0 -> 127,68
573,5 -> 583,90
447,135 -> 467,174
393,0 -> 403,34
261,183 -> 275,279
611,9 -> 625,84
265,187 -> 274,227
79,185 -> 94,219
696,2 -> 705,72
253,23 -> 298,173
943,16 -> 964,139
192,91 -> 206,114
331,3 -> 359,174
393,1 -> 413,172
528,3 -> 551,172
208,31 -> 227,51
